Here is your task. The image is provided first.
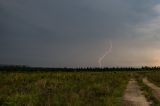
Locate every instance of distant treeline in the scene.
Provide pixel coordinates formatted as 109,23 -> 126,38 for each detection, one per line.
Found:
0,65 -> 160,72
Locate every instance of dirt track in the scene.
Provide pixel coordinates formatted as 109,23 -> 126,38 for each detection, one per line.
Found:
143,78 -> 160,101
123,79 -> 150,106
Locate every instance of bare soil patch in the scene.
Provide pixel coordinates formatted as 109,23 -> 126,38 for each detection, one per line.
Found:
123,79 -> 150,106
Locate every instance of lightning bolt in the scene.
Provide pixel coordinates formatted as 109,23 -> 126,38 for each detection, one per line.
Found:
98,40 -> 112,68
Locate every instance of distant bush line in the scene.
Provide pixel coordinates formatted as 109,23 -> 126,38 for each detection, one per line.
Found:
0,65 -> 160,72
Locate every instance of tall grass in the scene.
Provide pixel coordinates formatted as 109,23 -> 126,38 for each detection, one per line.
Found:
0,71 -> 130,106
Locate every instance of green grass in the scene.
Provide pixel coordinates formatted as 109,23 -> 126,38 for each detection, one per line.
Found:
145,71 -> 160,87
2,70 -> 160,106
0,71 -> 130,106
135,71 -> 160,106
137,77 -> 160,106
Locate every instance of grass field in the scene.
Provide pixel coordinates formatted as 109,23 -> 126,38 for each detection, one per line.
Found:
0,69 -> 160,106
0,71 -> 131,106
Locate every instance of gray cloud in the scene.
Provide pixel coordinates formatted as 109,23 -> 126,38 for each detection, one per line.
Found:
1,0 -> 160,67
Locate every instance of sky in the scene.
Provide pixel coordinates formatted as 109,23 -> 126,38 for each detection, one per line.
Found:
1,0 -> 160,67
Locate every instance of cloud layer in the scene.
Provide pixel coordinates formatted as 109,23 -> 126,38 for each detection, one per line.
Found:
1,0 -> 160,67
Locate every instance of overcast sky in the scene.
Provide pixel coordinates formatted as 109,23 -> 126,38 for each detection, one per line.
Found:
1,0 -> 160,67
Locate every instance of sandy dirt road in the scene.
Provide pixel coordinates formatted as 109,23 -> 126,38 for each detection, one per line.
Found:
143,78 -> 160,101
123,79 -> 150,106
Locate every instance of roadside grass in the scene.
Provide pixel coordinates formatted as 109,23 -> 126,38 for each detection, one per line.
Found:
136,73 -> 160,106
145,71 -> 160,87
0,71 -> 130,106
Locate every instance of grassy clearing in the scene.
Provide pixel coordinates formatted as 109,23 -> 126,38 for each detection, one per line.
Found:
0,71 -> 130,106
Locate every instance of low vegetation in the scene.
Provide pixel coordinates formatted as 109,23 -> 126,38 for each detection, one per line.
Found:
145,71 -> 160,87
1,66 -> 160,106
0,70 -> 130,106
137,77 -> 160,106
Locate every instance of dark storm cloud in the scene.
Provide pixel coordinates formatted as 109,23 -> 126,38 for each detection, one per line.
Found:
1,0 -> 160,67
